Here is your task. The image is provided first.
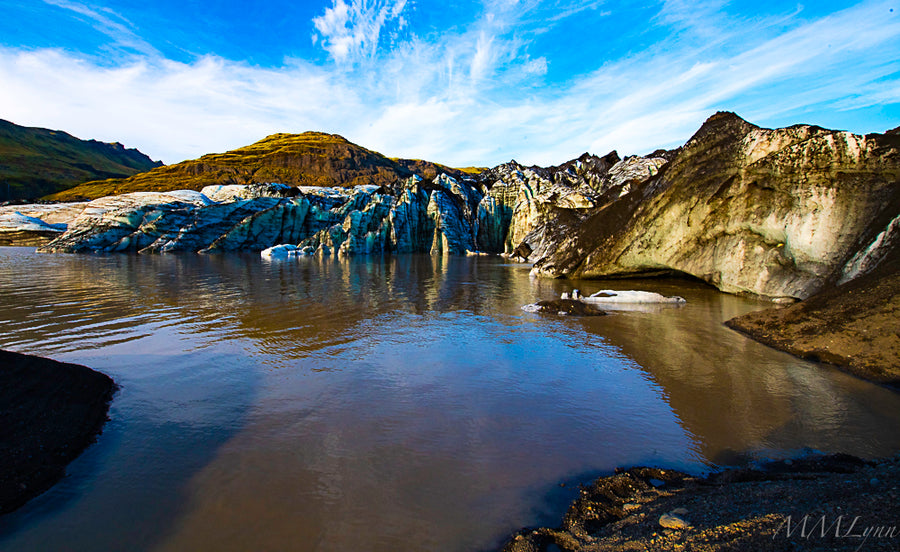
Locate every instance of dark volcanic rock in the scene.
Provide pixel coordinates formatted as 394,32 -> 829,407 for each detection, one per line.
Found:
393,158 -> 478,182
0,349 -> 115,515
528,299 -> 608,316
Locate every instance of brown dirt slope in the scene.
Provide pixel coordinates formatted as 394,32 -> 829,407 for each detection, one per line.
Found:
725,252 -> 900,386
502,454 -> 900,552
0,349 -> 115,515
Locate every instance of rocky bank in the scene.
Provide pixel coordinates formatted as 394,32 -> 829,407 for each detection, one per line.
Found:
501,454 -> 900,552
0,349 -> 115,515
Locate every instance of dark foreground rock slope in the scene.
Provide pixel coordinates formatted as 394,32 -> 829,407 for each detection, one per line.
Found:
0,119 -> 161,201
502,454 -> 900,552
45,132 -> 475,201
532,113 -> 900,301
0,350 -> 115,515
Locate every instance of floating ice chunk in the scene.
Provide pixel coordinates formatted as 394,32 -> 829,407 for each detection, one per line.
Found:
576,290 -> 687,313
261,244 -> 305,259
584,290 -> 686,304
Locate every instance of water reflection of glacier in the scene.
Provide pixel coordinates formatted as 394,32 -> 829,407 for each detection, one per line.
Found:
0,248 -> 898,552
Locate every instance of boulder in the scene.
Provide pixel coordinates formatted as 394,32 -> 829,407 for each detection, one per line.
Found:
521,299 -> 607,316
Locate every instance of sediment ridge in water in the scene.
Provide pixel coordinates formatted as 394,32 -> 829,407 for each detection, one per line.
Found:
501,454 -> 900,552
726,253 -> 900,387
0,349 -> 115,515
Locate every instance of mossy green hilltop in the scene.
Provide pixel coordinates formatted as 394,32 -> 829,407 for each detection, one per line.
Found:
0,119 -> 161,201
46,132 -> 480,202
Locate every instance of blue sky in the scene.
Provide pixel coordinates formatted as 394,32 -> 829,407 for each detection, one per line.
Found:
0,0 -> 898,167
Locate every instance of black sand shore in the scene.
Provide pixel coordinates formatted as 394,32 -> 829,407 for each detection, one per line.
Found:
0,349 -> 115,515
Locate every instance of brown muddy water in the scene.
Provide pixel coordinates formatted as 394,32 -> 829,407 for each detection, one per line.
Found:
0,247 -> 898,551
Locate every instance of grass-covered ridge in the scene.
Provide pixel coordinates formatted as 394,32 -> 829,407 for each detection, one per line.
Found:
0,119 -> 162,201
47,131 -> 482,201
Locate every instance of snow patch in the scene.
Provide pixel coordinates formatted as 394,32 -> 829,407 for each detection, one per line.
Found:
200,183 -> 291,203
297,185 -> 380,199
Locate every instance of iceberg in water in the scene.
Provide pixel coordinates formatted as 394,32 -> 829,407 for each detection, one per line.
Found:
523,289 -> 686,316
547,289 -> 687,313
581,290 -> 686,304
261,244 -> 313,259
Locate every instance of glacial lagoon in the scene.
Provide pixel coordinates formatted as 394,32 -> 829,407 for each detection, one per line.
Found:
1,247 -> 899,551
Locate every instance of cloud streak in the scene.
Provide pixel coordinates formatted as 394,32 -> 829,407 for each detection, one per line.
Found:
1,1 -> 897,168
41,0 -> 160,57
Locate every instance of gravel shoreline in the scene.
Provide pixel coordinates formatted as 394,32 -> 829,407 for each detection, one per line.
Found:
501,454 -> 900,551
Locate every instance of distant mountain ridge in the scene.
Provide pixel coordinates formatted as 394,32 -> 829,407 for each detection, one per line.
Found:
0,119 -> 162,201
47,132 -> 480,201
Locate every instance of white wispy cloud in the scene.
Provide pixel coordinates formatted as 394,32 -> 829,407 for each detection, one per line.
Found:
1,0 -> 897,168
578,1 -> 900,155
312,0 -> 409,63
41,0 -> 160,57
